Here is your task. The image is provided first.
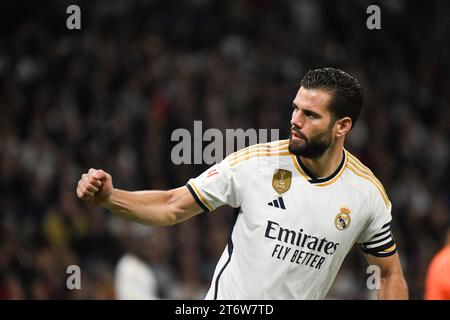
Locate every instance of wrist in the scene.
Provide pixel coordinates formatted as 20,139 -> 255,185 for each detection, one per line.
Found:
101,188 -> 117,208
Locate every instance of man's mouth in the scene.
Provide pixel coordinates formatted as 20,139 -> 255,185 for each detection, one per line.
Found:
291,130 -> 305,140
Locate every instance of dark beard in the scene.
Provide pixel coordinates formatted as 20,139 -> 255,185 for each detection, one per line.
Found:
288,129 -> 333,159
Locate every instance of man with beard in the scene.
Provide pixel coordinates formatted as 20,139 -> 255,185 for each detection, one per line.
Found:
76,68 -> 408,300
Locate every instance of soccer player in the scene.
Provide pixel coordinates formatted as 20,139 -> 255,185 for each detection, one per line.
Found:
424,223 -> 450,300
76,68 -> 408,299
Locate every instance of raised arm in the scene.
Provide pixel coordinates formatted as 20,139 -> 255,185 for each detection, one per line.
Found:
365,252 -> 409,300
76,168 -> 204,226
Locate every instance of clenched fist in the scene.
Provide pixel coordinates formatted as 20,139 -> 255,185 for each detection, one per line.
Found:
76,168 -> 113,205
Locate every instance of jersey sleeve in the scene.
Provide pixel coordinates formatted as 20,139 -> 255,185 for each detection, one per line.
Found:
357,189 -> 397,257
185,154 -> 255,212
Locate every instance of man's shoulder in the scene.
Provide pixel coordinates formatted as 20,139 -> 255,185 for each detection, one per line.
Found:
344,149 -> 391,209
224,139 -> 291,168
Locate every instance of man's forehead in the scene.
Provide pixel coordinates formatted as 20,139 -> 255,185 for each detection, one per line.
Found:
294,87 -> 333,110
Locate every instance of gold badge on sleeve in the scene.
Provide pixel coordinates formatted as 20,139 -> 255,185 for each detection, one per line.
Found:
335,207 -> 351,230
272,169 -> 292,194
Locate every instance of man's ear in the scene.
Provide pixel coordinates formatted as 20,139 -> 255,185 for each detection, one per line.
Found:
336,117 -> 353,137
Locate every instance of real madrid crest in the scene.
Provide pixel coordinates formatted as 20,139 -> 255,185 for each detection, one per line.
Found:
272,169 -> 292,194
335,207 -> 351,230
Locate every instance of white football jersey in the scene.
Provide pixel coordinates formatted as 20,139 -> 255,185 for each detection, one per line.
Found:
186,140 -> 397,300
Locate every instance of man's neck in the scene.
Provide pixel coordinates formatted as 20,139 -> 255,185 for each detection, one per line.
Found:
300,143 -> 344,179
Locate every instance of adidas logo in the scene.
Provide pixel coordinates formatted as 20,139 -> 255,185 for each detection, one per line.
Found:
268,197 -> 286,210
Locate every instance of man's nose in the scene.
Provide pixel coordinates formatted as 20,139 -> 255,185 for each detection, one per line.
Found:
291,112 -> 303,129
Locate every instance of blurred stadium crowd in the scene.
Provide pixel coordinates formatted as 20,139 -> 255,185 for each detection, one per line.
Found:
0,0 -> 449,299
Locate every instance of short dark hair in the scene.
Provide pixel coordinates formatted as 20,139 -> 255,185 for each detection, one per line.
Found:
300,68 -> 363,129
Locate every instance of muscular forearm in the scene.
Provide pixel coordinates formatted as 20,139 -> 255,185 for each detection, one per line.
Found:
77,169 -> 202,225
102,188 -> 178,226
379,272 -> 409,300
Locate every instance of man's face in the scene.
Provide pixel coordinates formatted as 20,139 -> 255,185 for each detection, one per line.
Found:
288,87 -> 336,158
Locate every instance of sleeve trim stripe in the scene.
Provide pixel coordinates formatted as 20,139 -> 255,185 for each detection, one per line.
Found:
361,239 -> 396,252
186,183 -> 209,212
367,230 -> 392,243
364,236 -> 393,249
383,244 -> 397,253
371,228 -> 391,240
381,221 -> 391,229
186,180 -> 213,211
365,248 -> 397,257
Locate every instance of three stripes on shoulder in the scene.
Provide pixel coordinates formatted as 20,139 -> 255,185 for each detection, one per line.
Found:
228,140 -> 290,167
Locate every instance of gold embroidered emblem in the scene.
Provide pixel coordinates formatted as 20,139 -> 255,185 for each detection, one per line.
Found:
272,169 -> 292,194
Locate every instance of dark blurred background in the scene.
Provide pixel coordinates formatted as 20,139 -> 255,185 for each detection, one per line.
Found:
0,0 -> 449,299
